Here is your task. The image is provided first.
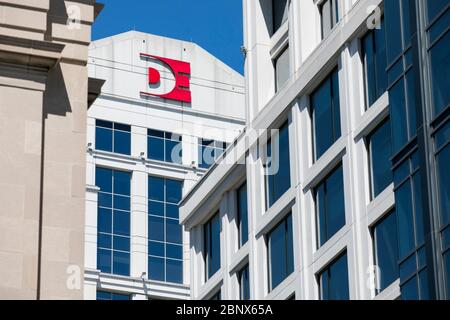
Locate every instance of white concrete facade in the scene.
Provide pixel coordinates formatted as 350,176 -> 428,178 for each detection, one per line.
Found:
84,31 -> 245,300
180,0 -> 402,300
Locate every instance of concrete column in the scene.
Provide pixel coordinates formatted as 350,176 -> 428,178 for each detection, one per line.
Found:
130,126 -> 148,278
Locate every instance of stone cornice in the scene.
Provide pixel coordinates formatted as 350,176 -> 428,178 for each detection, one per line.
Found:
0,35 -> 64,69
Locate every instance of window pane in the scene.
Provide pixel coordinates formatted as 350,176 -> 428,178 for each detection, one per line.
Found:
430,31 -> 450,116
113,235 -> 130,252
148,136 -> 165,161
166,140 -> 182,164
319,253 -> 349,300
239,265 -> 250,300
316,165 -> 346,246
205,213 -> 221,280
166,259 -> 183,284
238,182 -> 248,247
268,215 -> 294,290
436,142 -> 450,226
166,179 -> 182,204
373,211 -> 399,292
114,171 -> 131,196
321,0 -> 332,39
363,20 -> 387,107
114,130 -> 130,155
166,219 -> 182,244
114,195 -> 130,211
96,127 -> 112,152
401,276 -> 419,300
272,0 -> 288,34
148,256 -> 165,281
113,210 -> 130,236
166,244 -> 182,260
97,291 -> 130,300
96,167 -> 112,193
148,176 -> 165,201
149,216 -> 164,242
112,251 -> 129,276
369,119 -> 393,198
266,122 -> 291,207
148,200 -> 164,217
385,0 -> 402,63
275,46 -> 290,92
312,69 -> 340,159
313,77 -> 332,158
390,79 -> 408,152
396,181 -> 415,258
98,233 -> 111,249
98,193 -> 112,208
444,251 -> 450,296
166,204 -> 179,219
96,120 -> 113,129
148,241 -> 164,257
427,0 -> 448,21
98,208 -> 112,233
114,123 -> 130,132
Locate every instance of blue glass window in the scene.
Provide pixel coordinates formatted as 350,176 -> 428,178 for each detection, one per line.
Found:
96,167 -> 131,276
95,120 -> 131,155
268,214 -> 294,291
435,121 -> 450,298
237,182 -> 249,247
148,129 -> 182,164
315,165 -> 346,247
311,68 -> 341,160
368,119 -> 393,198
198,139 -> 227,169
319,252 -> 349,300
148,176 -> 183,283
428,7 -> 450,116
393,151 -> 431,300
239,265 -> 250,300
362,19 -> 388,108
385,0 -> 418,154
373,210 -> 400,293
426,0 -> 449,22
204,212 -> 221,280
265,122 -> 291,208
96,290 -> 130,300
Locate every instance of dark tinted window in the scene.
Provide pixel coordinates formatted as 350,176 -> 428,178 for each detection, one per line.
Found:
319,252 -> 349,300
265,122 -> 291,207
96,167 -> 131,276
312,69 -> 341,160
268,214 -> 294,291
373,210 -> 400,292
368,119 -> 393,198
362,19 -> 387,107
315,165 -> 346,247
148,176 -> 183,283
237,182 -> 249,247
205,213 -> 221,280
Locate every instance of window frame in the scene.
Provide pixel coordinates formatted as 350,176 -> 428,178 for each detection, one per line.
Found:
204,212 -> 221,281
267,213 -> 294,291
367,117 -> 393,200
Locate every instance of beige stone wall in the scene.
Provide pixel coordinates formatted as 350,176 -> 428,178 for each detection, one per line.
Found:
0,0 -> 100,300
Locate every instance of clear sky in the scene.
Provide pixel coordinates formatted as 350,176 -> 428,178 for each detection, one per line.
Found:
93,0 -> 244,74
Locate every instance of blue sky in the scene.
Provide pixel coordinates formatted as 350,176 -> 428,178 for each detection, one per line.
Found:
93,0 -> 244,74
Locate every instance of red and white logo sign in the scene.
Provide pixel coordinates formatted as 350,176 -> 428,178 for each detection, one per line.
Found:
140,53 -> 192,103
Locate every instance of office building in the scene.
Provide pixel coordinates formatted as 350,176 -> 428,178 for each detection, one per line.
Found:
84,31 -> 245,300
180,0 -> 449,300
